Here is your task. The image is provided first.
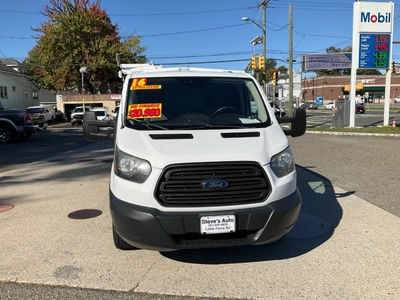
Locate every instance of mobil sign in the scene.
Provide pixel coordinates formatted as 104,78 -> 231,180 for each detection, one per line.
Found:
358,2 -> 394,33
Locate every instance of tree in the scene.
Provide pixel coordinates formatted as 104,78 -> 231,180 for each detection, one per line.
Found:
26,0 -> 147,92
316,45 -> 381,76
253,58 -> 288,83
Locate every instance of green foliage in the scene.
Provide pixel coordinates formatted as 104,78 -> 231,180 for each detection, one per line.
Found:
25,0 -> 147,91
254,58 -> 289,83
315,45 -> 381,77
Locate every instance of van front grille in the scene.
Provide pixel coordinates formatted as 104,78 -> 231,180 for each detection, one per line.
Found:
155,162 -> 270,207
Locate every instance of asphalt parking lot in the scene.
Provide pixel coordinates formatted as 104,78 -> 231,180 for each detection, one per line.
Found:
0,132 -> 399,299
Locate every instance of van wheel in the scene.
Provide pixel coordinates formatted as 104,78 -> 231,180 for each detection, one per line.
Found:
112,224 -> 138,250
0,124 -> 16,144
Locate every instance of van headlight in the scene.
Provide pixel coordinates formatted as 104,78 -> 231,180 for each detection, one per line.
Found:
270,146 -> 295,178
114,146 -> 151,183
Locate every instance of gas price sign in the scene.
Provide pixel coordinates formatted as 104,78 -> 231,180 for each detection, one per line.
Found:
359,34 -> 391,69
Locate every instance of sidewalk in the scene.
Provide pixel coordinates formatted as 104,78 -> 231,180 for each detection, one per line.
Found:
0,141 -> 399,299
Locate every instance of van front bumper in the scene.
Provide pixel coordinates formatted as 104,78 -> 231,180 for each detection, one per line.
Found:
110,189 -> 301,251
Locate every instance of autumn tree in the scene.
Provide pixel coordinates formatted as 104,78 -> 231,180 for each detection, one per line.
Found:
253,58 -> 288,83
26,0 -> 147,92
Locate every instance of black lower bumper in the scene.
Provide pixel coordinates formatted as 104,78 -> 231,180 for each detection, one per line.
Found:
23,125 -> 37,133
110,189 -> 302,251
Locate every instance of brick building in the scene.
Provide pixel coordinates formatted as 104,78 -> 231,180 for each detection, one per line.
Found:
302,74 -> 400,103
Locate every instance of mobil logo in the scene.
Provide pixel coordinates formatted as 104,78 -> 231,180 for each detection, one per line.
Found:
361,11 -> 391,23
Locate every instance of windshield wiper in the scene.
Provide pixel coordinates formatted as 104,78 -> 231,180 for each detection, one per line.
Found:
133,119 -> 168,130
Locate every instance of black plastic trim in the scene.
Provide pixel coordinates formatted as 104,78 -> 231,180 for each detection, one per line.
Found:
110,188 -> 301,251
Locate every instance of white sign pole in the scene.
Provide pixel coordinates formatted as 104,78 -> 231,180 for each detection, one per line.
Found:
354,2 -> 394,127
350,2 -> 360,128
384,3 -> 395,126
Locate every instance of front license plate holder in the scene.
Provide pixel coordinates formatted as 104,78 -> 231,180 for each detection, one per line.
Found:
200,215 -> 236,234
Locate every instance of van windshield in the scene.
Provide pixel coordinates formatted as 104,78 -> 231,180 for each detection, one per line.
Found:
124,76 -> 271,130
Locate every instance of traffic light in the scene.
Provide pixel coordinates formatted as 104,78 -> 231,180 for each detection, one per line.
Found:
258,56 -> 265,69
272,72 -> 277,86
251,56 -> 257,69
391,61 -> 396,74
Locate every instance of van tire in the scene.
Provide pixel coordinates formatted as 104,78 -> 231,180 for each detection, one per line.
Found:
112,224 -> 138,250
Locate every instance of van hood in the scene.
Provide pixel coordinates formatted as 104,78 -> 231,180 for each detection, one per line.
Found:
116,126 -> 289,169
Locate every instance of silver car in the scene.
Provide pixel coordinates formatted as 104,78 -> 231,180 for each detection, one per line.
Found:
300,102 -> 319,109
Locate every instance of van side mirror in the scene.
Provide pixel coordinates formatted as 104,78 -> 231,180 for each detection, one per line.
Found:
277,108 -> 307,137
83,111 -> 114,141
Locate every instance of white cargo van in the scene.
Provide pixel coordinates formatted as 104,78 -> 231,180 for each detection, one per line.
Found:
83,64 -> 306,251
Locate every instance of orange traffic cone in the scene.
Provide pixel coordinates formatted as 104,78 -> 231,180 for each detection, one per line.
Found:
392,118 -> 397,130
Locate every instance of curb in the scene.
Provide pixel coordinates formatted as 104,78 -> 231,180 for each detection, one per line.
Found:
306,130 -> 400,137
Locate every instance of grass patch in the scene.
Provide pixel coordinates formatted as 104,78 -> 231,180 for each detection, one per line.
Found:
367,107 -> 400,111
307,125 -> 400,135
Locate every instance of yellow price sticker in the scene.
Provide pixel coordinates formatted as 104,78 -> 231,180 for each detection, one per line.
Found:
130,78 -> 161,90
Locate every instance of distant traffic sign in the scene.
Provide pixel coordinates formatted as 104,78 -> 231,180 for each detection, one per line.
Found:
303,53 -> 352,71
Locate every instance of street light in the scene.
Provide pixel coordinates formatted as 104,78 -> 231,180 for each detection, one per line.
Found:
242,16 -> 266,71
80,66 -> 87,111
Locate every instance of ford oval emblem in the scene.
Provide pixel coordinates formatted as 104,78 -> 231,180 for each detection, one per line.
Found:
202,179 -> 228,191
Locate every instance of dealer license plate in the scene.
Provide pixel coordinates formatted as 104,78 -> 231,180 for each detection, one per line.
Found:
200,215 -> 236,234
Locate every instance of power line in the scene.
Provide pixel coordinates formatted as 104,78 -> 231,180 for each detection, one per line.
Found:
0,6 -> 256,16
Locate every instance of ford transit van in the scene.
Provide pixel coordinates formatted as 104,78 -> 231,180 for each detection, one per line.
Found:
83,64 -> 306,251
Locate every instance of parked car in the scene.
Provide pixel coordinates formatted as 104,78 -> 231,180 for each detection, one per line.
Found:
355,103 -> 366,114
91,107 -> 111,121
393,96 -> 400,103
269,102 -> 286,117
293,101 -> 304,108
325,102 -> 335,110
26,106 -> 48,130
0,109 -> 36,143
71,106 -> 92,125
27,106 -> 55,123
300,102 -> 319,109
112,105 -> 120,119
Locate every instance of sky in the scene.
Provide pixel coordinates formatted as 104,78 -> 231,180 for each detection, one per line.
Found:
1,0 -> 399,78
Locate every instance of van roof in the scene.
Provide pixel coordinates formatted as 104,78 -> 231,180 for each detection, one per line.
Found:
120,64 -> 247,78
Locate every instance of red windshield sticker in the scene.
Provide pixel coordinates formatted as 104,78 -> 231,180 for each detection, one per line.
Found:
130,78 -> 161,90
127,103 -> 162,119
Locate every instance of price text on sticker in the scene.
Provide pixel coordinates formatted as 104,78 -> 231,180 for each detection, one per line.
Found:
127,103 -> 162,119
130,78 -> 161,90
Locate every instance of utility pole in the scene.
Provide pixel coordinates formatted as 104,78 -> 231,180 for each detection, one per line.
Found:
260,1 -> 268,65
288,4 -> 293,116
260,0 -> 270,90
